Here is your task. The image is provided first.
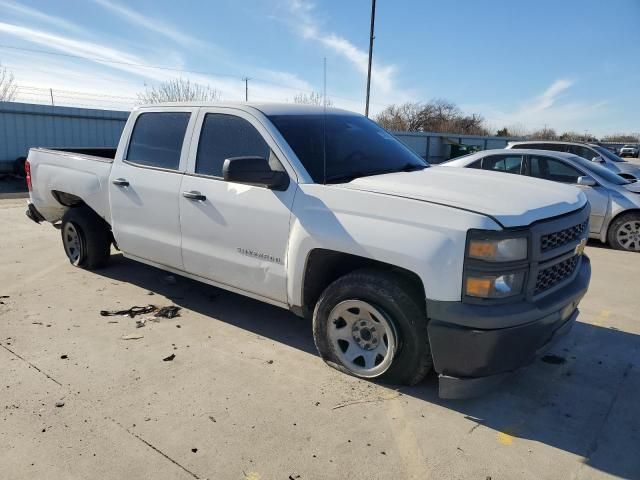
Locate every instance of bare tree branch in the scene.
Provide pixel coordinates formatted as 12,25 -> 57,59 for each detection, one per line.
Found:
137,78 -> 221,104
0,62 -> 18,102
293,91 -> 333,106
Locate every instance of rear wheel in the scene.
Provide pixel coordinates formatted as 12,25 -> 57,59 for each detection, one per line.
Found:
607,212 -> 640,252
60,207 -> 111,269
313,269 -> 432,385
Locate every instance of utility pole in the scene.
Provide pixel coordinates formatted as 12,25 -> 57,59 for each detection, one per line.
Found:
364,0 -> 376,117
242,77 -> 249,102
49,88 -> 54,106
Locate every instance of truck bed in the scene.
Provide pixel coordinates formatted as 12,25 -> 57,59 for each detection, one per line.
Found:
27,147 -> 114,224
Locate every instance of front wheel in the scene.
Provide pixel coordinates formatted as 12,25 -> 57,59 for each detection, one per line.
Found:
312,269 -> 432,385
607,212 -> 640,252
61,207 -> 112,269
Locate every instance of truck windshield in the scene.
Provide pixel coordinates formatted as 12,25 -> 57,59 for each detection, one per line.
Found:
267,114 -> 428,183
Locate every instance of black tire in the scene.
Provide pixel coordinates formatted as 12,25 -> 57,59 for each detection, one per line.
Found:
607,212 -> 640,252
60,207 -> 111,269
312,269 -> 432,385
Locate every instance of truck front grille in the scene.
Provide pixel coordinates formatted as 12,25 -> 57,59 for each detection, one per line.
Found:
535,255 -> 579,295
540,220 -> 588,252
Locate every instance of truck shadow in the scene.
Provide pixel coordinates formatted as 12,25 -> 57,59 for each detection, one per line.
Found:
97,253 -> 639,480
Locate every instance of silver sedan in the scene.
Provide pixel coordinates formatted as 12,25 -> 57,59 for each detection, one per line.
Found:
442,149 -> 640,251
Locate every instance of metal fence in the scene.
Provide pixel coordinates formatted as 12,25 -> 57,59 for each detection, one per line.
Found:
393,131 -> 523,164
0,101 -> 129,173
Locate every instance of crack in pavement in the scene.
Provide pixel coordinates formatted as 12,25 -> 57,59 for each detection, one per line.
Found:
108,417 -> 201,479
1,342 -> 63,386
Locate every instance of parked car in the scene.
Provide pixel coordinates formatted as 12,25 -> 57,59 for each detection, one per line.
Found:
506,140 -> 640,180
619,144 -> 639,158
442,149 -> 640,251
25,103 -> 591,398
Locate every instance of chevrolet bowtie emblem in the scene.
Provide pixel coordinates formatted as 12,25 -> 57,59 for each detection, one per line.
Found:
575,238 -> 587,256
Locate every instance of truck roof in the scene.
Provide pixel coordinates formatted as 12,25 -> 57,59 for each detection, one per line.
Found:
135,102 -> 356,116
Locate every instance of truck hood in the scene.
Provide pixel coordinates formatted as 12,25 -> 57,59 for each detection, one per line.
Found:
340,167 -> 586,228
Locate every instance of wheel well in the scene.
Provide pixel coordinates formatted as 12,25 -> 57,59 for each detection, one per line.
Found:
300,249 -> 425,318
606,209 -> 640,237
52,190 -> 86,208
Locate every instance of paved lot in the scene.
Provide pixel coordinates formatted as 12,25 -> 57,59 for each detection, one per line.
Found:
1,197 -> 639,480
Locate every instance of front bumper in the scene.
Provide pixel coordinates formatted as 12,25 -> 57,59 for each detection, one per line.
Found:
426,255 -> 590,399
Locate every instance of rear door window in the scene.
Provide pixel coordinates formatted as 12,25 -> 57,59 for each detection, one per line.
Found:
195,114 -> 271,177
126,112 -> 191,170
567,145 -> 599,160
481,155 -> 524,174
529,156 -> 582,183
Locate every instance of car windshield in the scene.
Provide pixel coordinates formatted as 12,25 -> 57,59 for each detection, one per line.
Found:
571,155 -> 630,185
591,145 -> 626,163
267,113 -> 428,183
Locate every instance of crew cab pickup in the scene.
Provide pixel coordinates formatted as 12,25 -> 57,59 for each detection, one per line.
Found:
25,103 -> 591,398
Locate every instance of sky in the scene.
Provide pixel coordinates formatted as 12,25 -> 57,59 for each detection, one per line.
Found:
0,0 -> 638,136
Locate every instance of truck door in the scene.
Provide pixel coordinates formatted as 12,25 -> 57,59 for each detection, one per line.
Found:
179,108 -> 296,305
109,108 -> 198,269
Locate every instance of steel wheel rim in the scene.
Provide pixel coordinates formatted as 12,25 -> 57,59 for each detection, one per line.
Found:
327,299 -> 397,378
63,222 -> 83,263
616,220 -> 640,251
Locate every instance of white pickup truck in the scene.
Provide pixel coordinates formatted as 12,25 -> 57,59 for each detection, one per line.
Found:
25,103 -> 591,398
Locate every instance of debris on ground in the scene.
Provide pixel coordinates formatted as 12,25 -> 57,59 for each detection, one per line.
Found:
135,319 -> 146,328
541,354 -> 567,365
121,334 -> 144,340
32,321 -> 43,325
100,305 -> 156,318
191,448 -> 198,453
155,305 -> 181,319
163,354 -> 175,362
332,392 -> 402,410
55,401 -> 65,408
107,320 -> 119,324
0,295 -> 8,305
60,355 -> 68,359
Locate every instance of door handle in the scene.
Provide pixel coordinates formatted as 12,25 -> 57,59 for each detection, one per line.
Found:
112,178 -> 129,187
182,191 -> 206,201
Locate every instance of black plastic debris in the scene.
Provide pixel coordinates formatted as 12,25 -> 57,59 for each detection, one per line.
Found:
191,448 -> 198,453
155,306 -> 181,319
60,355 -> 68,359
55,401 -> 65,408
100,305 -> 156,318
163,354 -> 175,362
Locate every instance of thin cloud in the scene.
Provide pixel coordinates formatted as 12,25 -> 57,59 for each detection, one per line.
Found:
0,0 -> 87,34
93,0 -> 202,47
463,79 -> 608,134
284,0 -> 398,95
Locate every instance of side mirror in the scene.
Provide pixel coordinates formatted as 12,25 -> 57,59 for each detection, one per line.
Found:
591,156 -> 605,163
577,175 -> 597,187
223,156 -> 290,191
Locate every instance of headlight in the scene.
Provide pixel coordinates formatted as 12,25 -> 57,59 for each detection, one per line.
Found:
467,237 -> 527,262
465,272 -> 525,298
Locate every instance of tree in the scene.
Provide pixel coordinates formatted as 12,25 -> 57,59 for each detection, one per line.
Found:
558,131 -> 584,142
530,127 -> 558,140
0,62 -> 17,102
496,127 -> 510,137
293,91 -> 333,106
601,133 -> 640,143
137,78 -> 220,104
375,99 -> 488,135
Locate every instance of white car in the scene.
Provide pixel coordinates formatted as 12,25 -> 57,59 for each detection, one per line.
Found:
619,145 -> 639,158
442,149 -> 640,251
506,140 -> 640,180
25,103 -> 591,398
